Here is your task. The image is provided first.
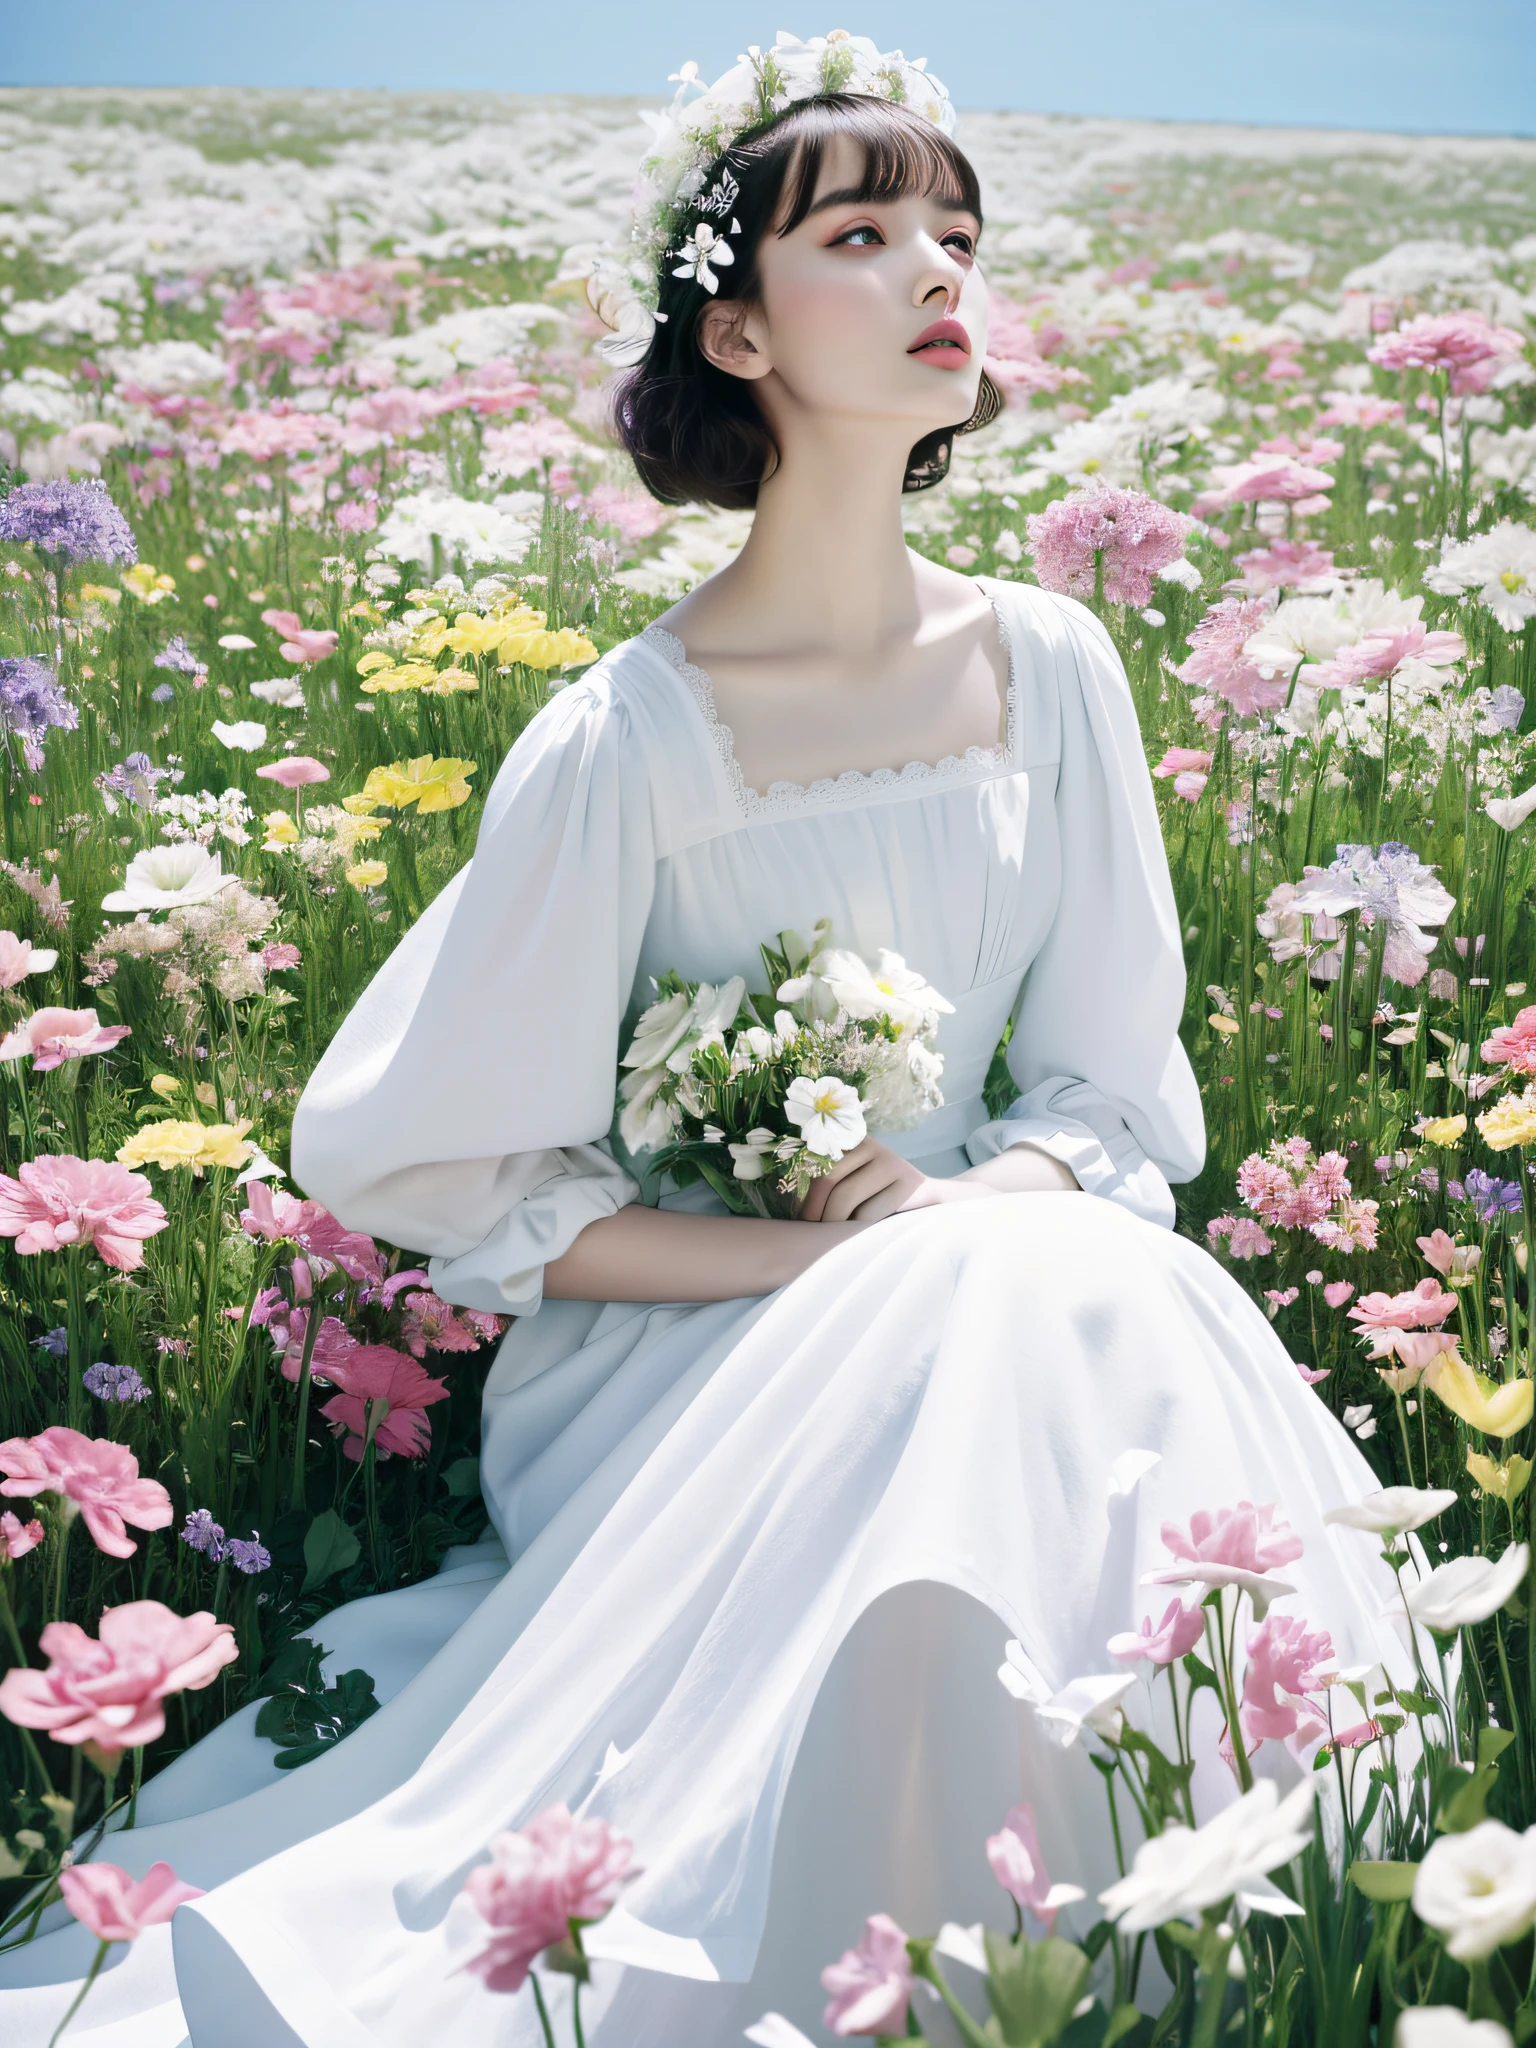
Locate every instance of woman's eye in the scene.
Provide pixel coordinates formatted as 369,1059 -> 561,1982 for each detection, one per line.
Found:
832,224 -> 883,247
942,233 -> 976,258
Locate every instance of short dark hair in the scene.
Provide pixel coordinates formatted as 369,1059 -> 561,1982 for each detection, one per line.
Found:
611,94 -> 1003,511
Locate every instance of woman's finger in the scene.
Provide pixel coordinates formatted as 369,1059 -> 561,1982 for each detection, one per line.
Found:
797,1140 -> 877,1222
819,1159 -> 899,1224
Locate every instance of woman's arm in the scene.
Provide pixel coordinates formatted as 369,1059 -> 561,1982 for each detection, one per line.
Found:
542,1204 -> 874,1303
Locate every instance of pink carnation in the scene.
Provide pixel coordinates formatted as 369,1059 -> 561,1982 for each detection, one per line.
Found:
1108,1597 -> 1205,1666
319,1347 -> 449,1459
0,1007 -> 132,1072
255,754 -> 330,789
1482,1005 -> 1536,1076
459,1805 -> 637,1994
1228,538 -> 1336,596
1368,311 -> 1527,395
1177,597 -> 1286,726
1025,485 -> 1190,608
821,1913 -> 914,2038
0,1154 -> 168,1270
1,1510 -> 43,1558
0,1427 -> 174,1558
0,1600 -> 236,1748
60,1859 -> 206,1943
1239,1612 -> 1335,1750
1347,1277 -> 1457,1331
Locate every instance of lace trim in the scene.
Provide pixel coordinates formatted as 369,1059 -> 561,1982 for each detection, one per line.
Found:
640,583 -> 1021,822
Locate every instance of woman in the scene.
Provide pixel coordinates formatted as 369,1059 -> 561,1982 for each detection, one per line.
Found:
0,35 -> 1399,2048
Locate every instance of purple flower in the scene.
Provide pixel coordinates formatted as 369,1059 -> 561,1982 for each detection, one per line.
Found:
0,658 -> 77,770
224,1535 -> 271,1574
153,637 -> 202,675
1482,686 -> 1526,733
180,1507 -> 226,1556
33,1326 -> 69,1357
1025,484 -> 1190,608
97,751 -> 170,810
1459,1167 -> 1523,1223
150,681 -> 177,703
82,1359 -> 151,1403
0,479 -> 137,566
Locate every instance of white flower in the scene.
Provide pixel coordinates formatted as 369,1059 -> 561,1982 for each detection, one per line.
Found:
744,2017 -> 818,2048
1324,1487 -> 1459,1536
662,977 -> 747,1074
217,633 -> 257,651
617,1064 -> 677,1155
1396,2009 -> 1514,2048
1424,520 -> 1536,631
621,988 -> 695,1071
0,933 -> 57,982
248,676 -> 308,709
1413,1821 -> 1536,1962
1159,556 -> 1205,590
1098,1780 -> 1316,1934
671,219 -> 738,294
372,488 -> 541,569
1486,785 -> 1536,831
933,1922 -> 991,1973
813,947 -> 956,1034
728,1128 -> 778,1181
1244,597 -> 1356,678
210,719 -> 267,751
997,1643 -> 1136,1746
782,1074 -> 866,1161
1405,1543 -> 1530,1633
100,843 -> 241,913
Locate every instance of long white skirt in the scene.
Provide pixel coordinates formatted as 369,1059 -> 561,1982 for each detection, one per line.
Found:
0,1194 -> 1400,2047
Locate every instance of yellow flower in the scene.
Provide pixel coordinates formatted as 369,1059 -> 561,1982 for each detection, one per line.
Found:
1467,1449 -> 1533,1505
332,812 -> 387,858
1417,1115 -> 1467,1147
498,621 -> 598,670
360,755 -> 476,814
1476,1086 -> 1536,1152
148,1073 -> 181,1099
341,792 -> 383,816
418,667 -> 479,697
121,563 -> 177,605
1208,1014 -> 1240,1037
356,660 -> 440,696
1425,1352 -> 1535,1439
346,859 -> 389,889
441,612 -> 511,660
78,582 -> 122,607
117,1117 -> 255,1174
262,811 -> 300,847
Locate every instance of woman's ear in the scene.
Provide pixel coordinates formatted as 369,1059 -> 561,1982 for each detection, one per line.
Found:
697,299 -> 770,382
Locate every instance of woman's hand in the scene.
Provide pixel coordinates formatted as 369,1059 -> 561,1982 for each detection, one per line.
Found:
795,1138 -> 996,1224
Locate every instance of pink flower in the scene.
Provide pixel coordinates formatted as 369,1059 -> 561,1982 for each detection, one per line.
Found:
1206,1214 -> 1274,1260
1323,1280 -> 1355,1308
261,941 -> 302,970
0,1154 -> 167,1270
1347,1277 -> 1457,1331
0,1007 -> 132,1072
576,483 -> 667,546
1314,625 -> 1466,689
319,1347 -> 449,1459
1315,390 -> 1404,429
0,1600 -> 236,1748
1025,485 -> 1191,608
1239,1613 -> 1335,1749
984,1802 -> 1085,1932
1333,1719 -> 1384,1750
1191,455 -> 1335,520
256,754 -> 330,790
1228,537 -> 1336,596
821,1913 -> 914,2037
1,1510 -> 43,1558
0,1427 -> 173,1558
1483,1005 -> 1536,1076
1364,1328 -> 1458,1371
1108,1597 -> 1205,1666
1368,311 -> 1527,395
59,1860 -> 206,1942
0,930 -> 58,989
1172,771 -> 1208,801
1161,1503 -> 1303,1574
397,1289 -> 484,1357
460,1805 -> 637,1994
238,1180 -> 326,1243
1153,747 -> 1214,778
259,608 -> 339,664
334,500 -> 378,534
1177,597 -> 1286,726
1264,1286 -> 1300,1316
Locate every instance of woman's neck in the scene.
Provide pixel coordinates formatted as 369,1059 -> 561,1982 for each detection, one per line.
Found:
689,417 -> 930,663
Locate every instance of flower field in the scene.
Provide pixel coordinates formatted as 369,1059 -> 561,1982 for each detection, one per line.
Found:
2,81 -> 1536,2042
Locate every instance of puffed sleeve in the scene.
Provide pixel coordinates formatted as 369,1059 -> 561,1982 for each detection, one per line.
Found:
965,589 -> 1205,1229
288,673 -> 654,1316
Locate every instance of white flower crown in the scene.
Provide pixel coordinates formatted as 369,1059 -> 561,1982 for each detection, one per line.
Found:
586,29 -> 956,368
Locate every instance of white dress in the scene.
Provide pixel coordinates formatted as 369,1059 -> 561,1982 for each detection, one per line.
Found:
0,581 -> 1401,2048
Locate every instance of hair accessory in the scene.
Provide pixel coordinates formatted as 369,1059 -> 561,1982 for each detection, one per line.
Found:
586,29 -> 956,365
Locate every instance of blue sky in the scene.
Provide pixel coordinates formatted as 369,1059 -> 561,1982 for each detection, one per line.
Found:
1,1 -> 1531,136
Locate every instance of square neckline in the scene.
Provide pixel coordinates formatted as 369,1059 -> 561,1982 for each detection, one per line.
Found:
638,580 -> 1022,823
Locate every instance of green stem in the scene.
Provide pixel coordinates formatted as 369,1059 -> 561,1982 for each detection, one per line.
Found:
912,1952 -> 992,2048
288,1282 -> 325,1515
47,1938 -> 112,2048
529,1972 -> 558,2048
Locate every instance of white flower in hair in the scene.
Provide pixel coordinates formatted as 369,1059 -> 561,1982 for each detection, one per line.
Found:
672,219 -> 740,294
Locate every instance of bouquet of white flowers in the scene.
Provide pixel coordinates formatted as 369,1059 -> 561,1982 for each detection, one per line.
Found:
616,920 -> 953,1219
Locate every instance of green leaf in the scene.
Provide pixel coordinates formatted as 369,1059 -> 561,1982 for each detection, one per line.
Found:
443,1456 -> 481,1498
1181,1653 -> 1220,1695
1348,1860 -> 1420,1902
301,1508 -> 360,1591
983,1930 -> 1092,2048
1439,1728 -> 1515,1833
255,1661 -> 380,1769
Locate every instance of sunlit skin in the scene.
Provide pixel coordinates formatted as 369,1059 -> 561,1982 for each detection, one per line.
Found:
544,132 -> 1078,1305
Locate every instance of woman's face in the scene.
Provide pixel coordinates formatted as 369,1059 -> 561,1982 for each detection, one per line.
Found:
708,130 -> 988,443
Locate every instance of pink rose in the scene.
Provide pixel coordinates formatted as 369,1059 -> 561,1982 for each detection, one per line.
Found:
460,1805 -> 637,1993
0,1600 -> 237,1749
821,1913 -> 914,2037
60,1859 -> 205,1942
1108,1597 -> 1206,1666
0,1427 -> 173,1558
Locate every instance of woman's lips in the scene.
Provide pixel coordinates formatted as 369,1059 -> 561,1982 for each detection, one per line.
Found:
907,317 -> 972,368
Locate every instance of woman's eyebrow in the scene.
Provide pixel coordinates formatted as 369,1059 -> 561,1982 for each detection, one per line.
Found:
803,185 -> 977,220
